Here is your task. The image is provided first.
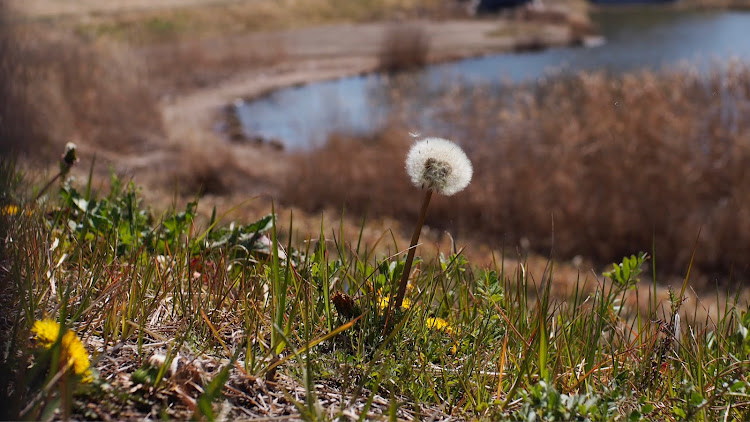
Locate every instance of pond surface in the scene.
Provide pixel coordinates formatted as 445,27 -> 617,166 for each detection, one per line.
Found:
235,8 -> 750,149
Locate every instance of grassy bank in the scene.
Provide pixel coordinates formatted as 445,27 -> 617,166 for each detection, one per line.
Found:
2,152 -> 750,420
8,0 -> 590,45
29,0 -> 456,44
283,64 -> 750,283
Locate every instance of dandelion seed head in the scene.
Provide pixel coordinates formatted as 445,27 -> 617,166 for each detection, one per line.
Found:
64,142 -> 77,162
148,353 -> 168,368
405,137 -> 473,196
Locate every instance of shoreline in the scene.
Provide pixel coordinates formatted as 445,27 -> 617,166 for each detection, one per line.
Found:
6,0 -> 592,169
218,28 -> 597,145
162,17 -> 590,148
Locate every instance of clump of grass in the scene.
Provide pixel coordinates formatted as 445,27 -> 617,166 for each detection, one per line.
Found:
378,23 -> 430,73
170,142 -> 239,196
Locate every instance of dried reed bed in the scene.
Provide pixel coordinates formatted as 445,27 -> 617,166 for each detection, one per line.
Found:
283,63 -> 750,282
0,8 -> 50,156
0,13 -> 162,158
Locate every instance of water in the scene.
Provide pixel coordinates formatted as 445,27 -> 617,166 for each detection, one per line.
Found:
236,9 -> 750,149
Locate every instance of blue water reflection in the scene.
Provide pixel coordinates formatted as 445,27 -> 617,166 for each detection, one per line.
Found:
236,9 -> 750,149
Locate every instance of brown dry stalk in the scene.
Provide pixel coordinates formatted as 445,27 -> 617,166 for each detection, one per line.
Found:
395,188 -> 433,309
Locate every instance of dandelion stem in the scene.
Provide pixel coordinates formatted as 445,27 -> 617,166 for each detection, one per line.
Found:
395,188 -> 432,309
34,171 -> 64,202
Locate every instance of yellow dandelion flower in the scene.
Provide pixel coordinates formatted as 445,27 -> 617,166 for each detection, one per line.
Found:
378,297 -> 388,310
32,319 -> 93,383
378,296 -> 412,310
1,204 -> 33,216
62,332 -> 93,382
425,317 -> 453,334
1,205 -> 19,216
32,319 -> 61,346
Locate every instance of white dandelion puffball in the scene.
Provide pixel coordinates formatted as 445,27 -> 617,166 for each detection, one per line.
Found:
405,137 -> 473,196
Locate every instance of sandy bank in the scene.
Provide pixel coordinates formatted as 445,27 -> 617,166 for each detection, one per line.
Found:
161,18 -> 583,150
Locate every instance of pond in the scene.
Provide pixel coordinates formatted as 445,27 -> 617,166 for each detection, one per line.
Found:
235,8 -> 750,150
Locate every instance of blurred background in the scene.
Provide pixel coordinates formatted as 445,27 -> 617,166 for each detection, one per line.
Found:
2,0 -> 750,289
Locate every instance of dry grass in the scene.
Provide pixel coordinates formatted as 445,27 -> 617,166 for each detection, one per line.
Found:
0,8 -> 52,157
141,36 -> 286,94
69,0 -> 457,44
0,13 -> 163,159
282,64 -> 750,283
170,140 -> 241,196
282,128 -> 410,214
